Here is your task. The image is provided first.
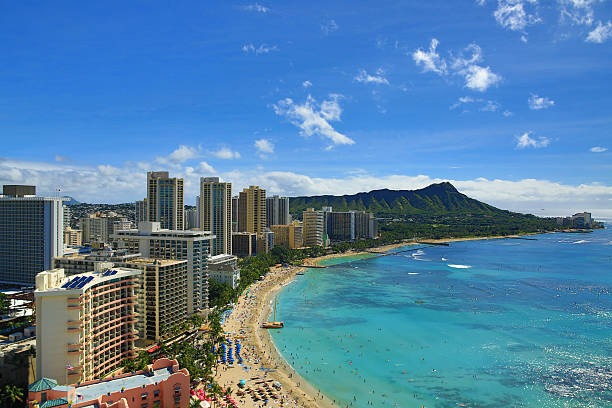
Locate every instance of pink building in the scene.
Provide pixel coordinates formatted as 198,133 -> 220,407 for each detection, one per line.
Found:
27,358 -> 190,408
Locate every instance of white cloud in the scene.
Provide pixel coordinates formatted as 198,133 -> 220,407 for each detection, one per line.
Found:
254,138 -> 275,156
590,146 -> 608,152
451,44 -> 502,91
3,156 -> 612,216
242,43 -> 278,55
450,97 -> 503,113
354,68 -> 390,85
516,131 -> 551,148
559,0 -> 596,26
321,19 -> 339,35
211,147 -> 241,160
273,94 -> 354,147
463,65 -> 502,91
503,110 -> 514,117
55,155 -> 69,162
528,93 -> 555,109
239,3 -> 270,13
412,38 -> 448,75
480,100 -> 501,112
156,145 -> 199,165
414,40 -> 501,92
586,20 -> 612,43
197,161 -> 216,173
302,80 -> 312,88
494,0 -> 541,32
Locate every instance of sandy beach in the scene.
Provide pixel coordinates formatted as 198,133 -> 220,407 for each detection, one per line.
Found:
213,234 -> 544,407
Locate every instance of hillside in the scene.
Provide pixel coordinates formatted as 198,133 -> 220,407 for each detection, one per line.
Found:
289,182 -> 561,239
289,182 -> 506,216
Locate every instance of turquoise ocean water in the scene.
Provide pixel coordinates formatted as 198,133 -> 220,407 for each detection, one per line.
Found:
270,227 -> 612,407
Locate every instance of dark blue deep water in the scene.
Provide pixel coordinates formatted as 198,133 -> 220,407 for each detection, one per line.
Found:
271,227 -> 612,407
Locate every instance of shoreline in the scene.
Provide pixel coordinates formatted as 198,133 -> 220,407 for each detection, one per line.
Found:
215,231 -> 561,407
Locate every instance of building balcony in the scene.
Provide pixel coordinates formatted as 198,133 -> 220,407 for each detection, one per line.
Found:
67,327 -> 80,333
66,305 -> 80,310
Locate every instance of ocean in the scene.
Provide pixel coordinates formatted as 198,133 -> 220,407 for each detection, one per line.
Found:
269,227 -> 612,407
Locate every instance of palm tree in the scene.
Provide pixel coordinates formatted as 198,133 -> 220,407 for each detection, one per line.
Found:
189,399 -> 201,408
0,384 -> 24,408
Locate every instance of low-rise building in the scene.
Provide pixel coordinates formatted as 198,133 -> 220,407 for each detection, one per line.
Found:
27,358 -> 190,408
35,267 -> 140,383
207,254 -> 240,289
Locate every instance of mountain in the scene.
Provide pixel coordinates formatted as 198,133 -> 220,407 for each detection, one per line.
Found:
289,182 -> 508,216
62,196 -> 81,206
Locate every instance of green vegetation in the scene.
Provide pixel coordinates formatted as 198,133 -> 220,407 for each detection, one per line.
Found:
121,311 -> 231,403
0,292 -> 9,315
0,384 -> 24,408
290,182 -> 503,216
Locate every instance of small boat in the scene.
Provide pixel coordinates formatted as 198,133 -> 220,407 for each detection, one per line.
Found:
262,296 -> 284,329
414,300 -> 425,304
296,272 -> 305,275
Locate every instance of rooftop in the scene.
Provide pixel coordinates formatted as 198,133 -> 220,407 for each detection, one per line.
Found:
36,268 -> 141,295
75,367 -> 174,402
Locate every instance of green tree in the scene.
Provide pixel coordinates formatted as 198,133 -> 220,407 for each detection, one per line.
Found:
0,293 -> 9,316
0,384 -> 24,408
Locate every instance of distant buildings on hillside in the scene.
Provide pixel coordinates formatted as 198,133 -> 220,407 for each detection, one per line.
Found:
556,212 -> 595,228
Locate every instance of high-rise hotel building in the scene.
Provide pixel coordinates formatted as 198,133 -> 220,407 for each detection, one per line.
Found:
266,195 -> 291,227
35,267 -> 140,383
0,185 -> 65,285
111,222 -> 214,313
135,198 -> 148,224
237,186 -> 266,234
147,172 -> 184,230
199,177 -> 232,256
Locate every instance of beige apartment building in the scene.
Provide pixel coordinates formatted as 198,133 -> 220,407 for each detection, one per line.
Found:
302,208 -> 326,247
35,267 -> 140,384
54,249 -> 188,344
63,227 -> 82,247
237,186 -> 266,234
270,221 -> 303,249
200,177 -> 232,256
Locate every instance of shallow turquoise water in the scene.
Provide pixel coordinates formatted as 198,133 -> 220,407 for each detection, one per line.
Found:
270,228 -> 612,407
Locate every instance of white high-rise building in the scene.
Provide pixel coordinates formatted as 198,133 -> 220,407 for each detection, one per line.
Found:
111,222 -> 215,313
0,185 -> 65,285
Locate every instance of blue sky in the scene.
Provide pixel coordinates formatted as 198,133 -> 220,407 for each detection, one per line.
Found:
1,1 -> 611,216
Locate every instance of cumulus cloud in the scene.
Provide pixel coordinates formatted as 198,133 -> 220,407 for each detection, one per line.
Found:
412,39 -> 448,75
197,161 -> 216,173
254,139 -> 274,157
211,147 -> 241,160
516,131 -> 551,148
156,145 -> 199,165
590,146 -> 607,153
354,68 -> 390,85
3,156 -> 612,216
239,3 -> 270,13
414,40 -> 501,92
451,44 -> 502,91
302,80 -> 312,88
321,19 -> 339,35
586,20 -> 612,43
480,100 -> 501,112
528,93 -> 555,109
494,0 -> 541,32
273,94 -> 354,147
242,43 -> 278,55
